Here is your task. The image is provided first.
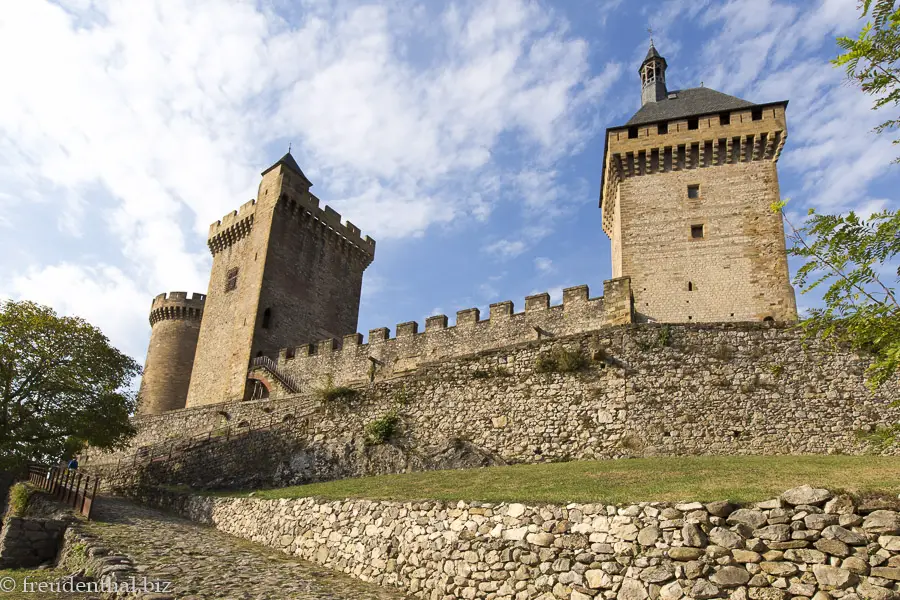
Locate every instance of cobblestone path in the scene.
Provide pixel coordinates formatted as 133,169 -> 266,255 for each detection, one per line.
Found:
81,497 -> 409,600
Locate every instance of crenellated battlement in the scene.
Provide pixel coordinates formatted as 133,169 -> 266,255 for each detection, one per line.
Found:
207,199 -> 256,255
149,291 -> 206,325
268,278 -> 633,391
600,102 -> 788,235
274,191 -> 376,264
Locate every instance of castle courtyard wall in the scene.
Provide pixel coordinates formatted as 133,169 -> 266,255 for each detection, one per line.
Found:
85,324 -> 898,489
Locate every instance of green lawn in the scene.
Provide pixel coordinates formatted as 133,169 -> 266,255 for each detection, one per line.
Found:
213,455 -> 900,505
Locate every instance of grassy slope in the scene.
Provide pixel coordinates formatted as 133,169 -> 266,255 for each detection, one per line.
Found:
214,456 -> 900,505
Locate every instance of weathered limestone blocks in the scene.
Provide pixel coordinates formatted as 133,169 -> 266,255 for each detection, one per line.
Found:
140,486 -> 900,600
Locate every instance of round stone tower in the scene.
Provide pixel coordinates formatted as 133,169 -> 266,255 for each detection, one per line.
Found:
137,291 -> 206,416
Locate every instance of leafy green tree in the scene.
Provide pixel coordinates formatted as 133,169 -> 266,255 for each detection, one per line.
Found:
834,0 -> 900,160
0,300 -> 141,471
775,204 -> 899,390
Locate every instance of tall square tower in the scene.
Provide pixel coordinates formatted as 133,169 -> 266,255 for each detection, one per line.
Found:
600,44 -> 797,323
185,153 -> 376,406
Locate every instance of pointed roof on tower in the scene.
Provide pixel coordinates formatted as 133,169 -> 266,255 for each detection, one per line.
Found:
261,151 -> 312,186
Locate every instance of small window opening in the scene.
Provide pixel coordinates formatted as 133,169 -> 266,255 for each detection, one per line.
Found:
225,267 -> 238,292
262,308 -> 272,329
752,108 -> 763,121
720,112 -> 731,125
691,224 -> 704,239
687,184 -> 700,199
658,122 -> 668,135
687,117 -> 699,130
688,316 -> 693,320
688,282 -> 694,292
763,316 -> 775,323
628,126 -> 638,139
285,347 -> 296,359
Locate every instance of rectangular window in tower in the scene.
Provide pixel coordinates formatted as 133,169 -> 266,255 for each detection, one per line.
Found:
719,112 -> 731,125
752,108 -> 763,121
225,267 -> 238,292
628,126 -> 638,139
687,117 -> 699,130
687,184 -> 700,199
658,122 -> 668,135
691,224 -> 705,239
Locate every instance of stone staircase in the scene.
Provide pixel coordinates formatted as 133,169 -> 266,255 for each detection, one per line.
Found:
250,355 -> 301,393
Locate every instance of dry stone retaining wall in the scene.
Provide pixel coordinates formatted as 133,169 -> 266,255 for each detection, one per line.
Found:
139,485 -> 900,600
0,516 -> 68,568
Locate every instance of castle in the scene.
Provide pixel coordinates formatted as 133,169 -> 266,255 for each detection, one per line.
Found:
137,44 -> 798,416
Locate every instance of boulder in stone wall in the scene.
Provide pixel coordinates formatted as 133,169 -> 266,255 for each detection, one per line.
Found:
682,523 -> 707,547
821,525 -> 867,546
640,565 -> 675,584
668,547 -> 704,561
619,577 -> 649,600
813,538 -> 850,557
811,565 -> 858,589
690,580 -> 721,599
858,580 -> 897,600
863,511 -> 900,535
709,566 -> 751,587
709,527 -> 743,549
782,485 -> 832,506
727,510 -> 768,529
823,495 -> 855,515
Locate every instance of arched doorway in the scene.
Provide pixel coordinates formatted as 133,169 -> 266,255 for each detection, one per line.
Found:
243,377 -> 271,401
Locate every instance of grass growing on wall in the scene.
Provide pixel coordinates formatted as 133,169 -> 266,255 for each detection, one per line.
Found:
7,482 -> 32,517
214,455 -> 900,505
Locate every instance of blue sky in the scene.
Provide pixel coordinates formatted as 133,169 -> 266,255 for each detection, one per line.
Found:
0,0 -> 897,368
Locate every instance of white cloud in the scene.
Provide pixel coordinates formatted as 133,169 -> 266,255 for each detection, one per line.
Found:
0,0 -> 618,358
661,0 -> 898,213
484,239 -> 528,259
534,257 -> 554,274
2,263 -> 149,363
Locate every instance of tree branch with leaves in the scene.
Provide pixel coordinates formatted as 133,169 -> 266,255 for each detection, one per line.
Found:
773,202 -> 899,390
834,0 -> 900,161
0,300 -> 141,471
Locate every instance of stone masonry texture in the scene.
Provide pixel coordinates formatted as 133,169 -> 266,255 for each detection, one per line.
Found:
138,485 -> 900,600
55,496 -> 406,599
0,516 -> 68,568
137,291 -> 205,416
601,104 -> 797,324
185,161 -> 375,408
85,324 -> 899,491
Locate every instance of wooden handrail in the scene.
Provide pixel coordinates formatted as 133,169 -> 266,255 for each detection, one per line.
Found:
28,464 -> 101,519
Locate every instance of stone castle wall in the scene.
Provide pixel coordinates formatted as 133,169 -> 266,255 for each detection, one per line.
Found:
138,485 -> 900,600
275,278 -> 633,390
138,291 -> 205,416
86,324 -> 899,490
602,104 -> 797,324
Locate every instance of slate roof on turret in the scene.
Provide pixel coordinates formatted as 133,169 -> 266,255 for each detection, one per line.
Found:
261,151 -> 312,185
625,87 -> 757,126
643,43 -> 662,64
